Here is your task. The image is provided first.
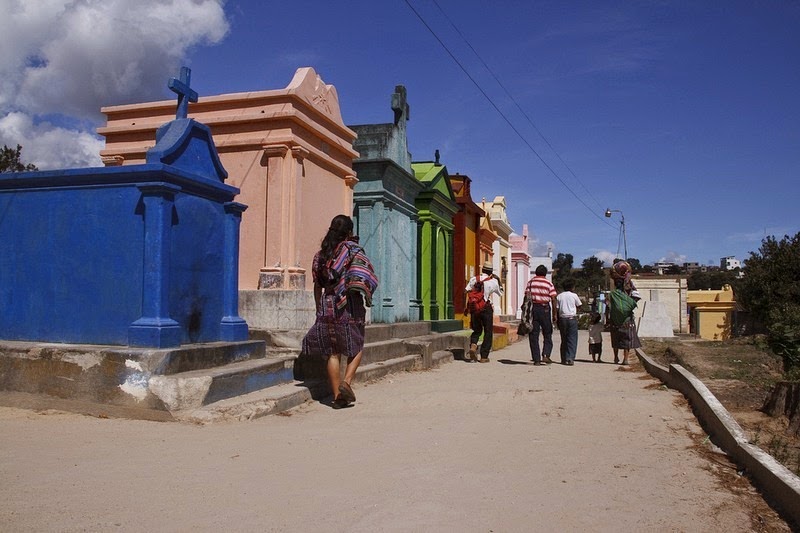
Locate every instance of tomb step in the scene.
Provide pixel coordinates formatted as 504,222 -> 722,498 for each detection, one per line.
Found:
147,340 -> 266,375
148,355 -> 296,412
247,322 -> 437,348
294,330 -> 468,381
364,322 -> 432,343
176,354 -> 424,423
362,338 -> 412,365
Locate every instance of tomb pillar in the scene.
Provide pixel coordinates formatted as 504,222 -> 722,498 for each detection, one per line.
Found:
258,143 -> 307,290
128,183 -> 182,348
220,201 -> 249,341
428,220 -> 441,320
409,215 -> 423,319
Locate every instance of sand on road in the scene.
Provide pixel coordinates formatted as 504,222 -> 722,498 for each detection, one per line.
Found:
0,330 -> 787,532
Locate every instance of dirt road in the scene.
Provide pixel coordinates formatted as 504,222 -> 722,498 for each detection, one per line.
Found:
0,331 -> 788,532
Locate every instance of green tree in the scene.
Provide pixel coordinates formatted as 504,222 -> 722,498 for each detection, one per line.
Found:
552,252 -> 573,289
0,144 -> 37,173
737,233 -> 800,371
626,257 -> 642,272
688,269 -> 739,290
575,256 -> 605,297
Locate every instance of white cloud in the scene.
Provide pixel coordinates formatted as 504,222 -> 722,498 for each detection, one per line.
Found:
593,250 -> 617,267
0,0 -> 229,169
659,251 -> 687,264
528,235 -> 555,258
0,112 -> 103,169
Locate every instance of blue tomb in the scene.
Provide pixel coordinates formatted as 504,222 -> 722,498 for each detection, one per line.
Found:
0,68 -> 249,348
350,85 -> 424,323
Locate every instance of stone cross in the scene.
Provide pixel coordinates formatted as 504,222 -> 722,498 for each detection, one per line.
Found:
391,85 -> 410,126
168,66 -> 198,120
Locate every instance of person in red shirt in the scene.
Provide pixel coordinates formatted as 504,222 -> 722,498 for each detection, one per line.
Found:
525,265 -> 558,365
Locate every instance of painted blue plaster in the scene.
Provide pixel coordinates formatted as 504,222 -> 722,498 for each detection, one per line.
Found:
351,86 -> 423,323
0,117 -> 249,347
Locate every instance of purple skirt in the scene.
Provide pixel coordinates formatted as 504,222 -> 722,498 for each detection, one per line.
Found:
301,292 -> 366,359
610,319 -> 641,350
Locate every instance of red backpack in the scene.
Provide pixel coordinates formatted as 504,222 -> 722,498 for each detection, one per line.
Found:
467,275 -> 490,314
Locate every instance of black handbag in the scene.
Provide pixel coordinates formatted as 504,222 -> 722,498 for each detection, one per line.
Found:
517,292 -> 533,336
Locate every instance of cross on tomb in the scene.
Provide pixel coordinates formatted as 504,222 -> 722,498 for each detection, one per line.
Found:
168,66 -> 198,120
391,85 -> 410,126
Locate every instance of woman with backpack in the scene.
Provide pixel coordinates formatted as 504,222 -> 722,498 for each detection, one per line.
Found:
606,264 -> 641,365
301,215 -> 378,408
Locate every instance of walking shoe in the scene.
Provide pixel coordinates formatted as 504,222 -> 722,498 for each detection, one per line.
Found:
543,357 -> 553,364
332,397 -> 351,409
533,361 -> 542,366
479,358 -> 490,363
467,347 -> 477,362
338,382 -> 356,403
567,360 -> 574,366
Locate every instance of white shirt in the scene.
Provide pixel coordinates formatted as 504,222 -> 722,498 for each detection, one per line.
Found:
466,273 -> 503,300
556,290 -> 582,318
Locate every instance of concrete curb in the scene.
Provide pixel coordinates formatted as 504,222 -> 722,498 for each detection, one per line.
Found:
636,348 -> 800,527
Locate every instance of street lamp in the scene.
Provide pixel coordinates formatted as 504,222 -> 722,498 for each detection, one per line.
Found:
604,208 -> 627,260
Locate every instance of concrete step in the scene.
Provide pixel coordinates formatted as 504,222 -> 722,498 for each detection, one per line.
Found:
0,324 -> 467,422
364,322 -> 432,343
173,334 -> 468,424
294,330 -> 468,381
148,355 -> 296,411
247,321 -> 436,349
146,340 -> 267,374
177,354 -> 426,423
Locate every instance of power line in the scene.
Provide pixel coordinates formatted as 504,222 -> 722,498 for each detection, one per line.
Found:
403,0 -> 613,227
430,0 -> 607,215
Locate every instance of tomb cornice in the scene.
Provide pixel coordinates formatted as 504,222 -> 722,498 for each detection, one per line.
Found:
102,135 -> 357,182
102,89 -> 355,133
99,109 -> 359,161
491,217 -> 514,237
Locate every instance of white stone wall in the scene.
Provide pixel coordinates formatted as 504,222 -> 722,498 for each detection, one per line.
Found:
631,277 -> 688,334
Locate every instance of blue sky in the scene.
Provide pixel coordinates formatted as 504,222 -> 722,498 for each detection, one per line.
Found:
2,1 -> 798,267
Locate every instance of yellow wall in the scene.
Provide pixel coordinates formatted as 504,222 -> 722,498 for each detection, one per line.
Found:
694,308 -> 733,340
688,286 -> 736,340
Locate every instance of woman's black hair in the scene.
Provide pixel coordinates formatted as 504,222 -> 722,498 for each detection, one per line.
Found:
319,214 -> 353,262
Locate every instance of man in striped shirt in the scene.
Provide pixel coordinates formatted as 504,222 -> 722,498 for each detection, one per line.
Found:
526,264 -> 558,365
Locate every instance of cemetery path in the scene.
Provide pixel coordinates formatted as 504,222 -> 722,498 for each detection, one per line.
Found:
0,330 -> 790,532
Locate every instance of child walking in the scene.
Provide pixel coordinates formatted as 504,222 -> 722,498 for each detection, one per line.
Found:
588,312 -> 604,363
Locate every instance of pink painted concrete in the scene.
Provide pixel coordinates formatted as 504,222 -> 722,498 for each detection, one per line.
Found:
510,224 -> 532,319
99,68 -> 358,291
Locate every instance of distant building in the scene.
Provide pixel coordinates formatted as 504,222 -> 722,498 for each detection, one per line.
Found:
720,256 -> 741,271
683,262 -> 702,274
654,262 -> 677,275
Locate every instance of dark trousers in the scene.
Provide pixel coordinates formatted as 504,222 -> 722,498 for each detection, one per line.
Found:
528,304 -> 553,363
470,305 -> 494,358
559,317 -> 578,363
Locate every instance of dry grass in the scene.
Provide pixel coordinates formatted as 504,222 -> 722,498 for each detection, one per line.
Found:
641,337 -> 800,530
